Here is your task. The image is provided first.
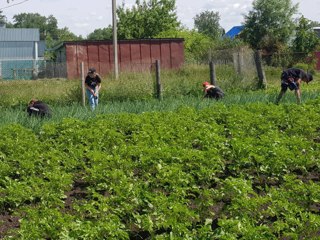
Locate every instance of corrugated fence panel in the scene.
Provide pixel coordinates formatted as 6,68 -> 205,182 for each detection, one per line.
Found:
77,43 -> 89,76
61,39 -> 184,79
66,45 -> 79,79
170,41 -> 184,69
119,42 -> 131,71
87,43 -> 99,72
140,42 -> 152,65
160,41 -> 171,69
150,40 -> 161,64
98,44 -> 111,76
130,42 -> 142,71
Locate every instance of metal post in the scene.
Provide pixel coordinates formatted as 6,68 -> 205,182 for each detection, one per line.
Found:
112,0 -> 119,79
155,60 -> 162,100
32,41 -> 39,79
254,50 -> 267,89
209,61 -> 216,85
81,62 -> 86,106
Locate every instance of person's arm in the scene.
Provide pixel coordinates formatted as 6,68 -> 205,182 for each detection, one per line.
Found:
294,78 -> 302,104
96,82 -> 101,92
203,87 -> 208,98
95,75 -> 102,94
295,89 -> 301,104
85,83 -> 95,94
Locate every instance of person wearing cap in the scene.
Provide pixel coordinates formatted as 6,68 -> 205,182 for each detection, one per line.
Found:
85,67 -> 102,110
27,99 -> 51,118
202,81 -> 224,100
275,68 -> 313,104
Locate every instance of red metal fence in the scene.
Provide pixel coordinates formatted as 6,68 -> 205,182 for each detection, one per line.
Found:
56,39 -> 184,79
315,52 -> 320,70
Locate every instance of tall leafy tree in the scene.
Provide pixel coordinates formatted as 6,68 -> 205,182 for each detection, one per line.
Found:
45,27 -> 81,60
56,27 -> 81,41
0,10 -> 6,25
87,26 -> 113,40
117,0 -> 180,39
46,27 -> 80,47
12,13 -> 59,40
157,28 -> 212,62
291,16 -> 319,54
0,11 -> 13,27
194,10 -> 224,39
240,0 -> 298,54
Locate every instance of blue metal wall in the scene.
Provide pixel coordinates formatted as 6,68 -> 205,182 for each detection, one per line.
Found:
0,28 -> 44,80
0,42 -> 35,59
0,28 -> 40,59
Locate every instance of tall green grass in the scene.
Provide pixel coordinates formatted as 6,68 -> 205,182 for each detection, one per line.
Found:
1,64 -> 319,132
0,64 -> 283,107
2,88 -> 320,132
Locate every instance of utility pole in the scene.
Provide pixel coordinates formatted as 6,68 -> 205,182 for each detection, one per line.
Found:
112,0 -> 119,79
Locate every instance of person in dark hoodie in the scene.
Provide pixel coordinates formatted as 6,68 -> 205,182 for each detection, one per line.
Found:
275,68 -> 313,104
27,99 -> 51,118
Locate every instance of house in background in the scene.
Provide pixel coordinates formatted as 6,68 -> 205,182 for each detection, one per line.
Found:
224,26 -> 244,39
313,27 -> 320,37
0,24 -> 45,79
225,26 -> 320,39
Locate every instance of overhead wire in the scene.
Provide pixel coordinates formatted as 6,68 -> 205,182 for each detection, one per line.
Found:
0,0 -> 30,10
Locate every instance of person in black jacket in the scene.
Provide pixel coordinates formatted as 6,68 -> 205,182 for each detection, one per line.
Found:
203,81 -> 224,100
275,68 -> 313,104
27,99 -> 51,118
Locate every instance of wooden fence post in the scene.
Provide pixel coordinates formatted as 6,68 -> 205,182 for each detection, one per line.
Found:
81,62 -> 86,106
155,60 -> 162,100
209,61 -> 216,85
254,50 -> 267,89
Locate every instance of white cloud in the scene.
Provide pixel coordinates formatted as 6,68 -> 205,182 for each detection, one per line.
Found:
74,22 -> 90,28
233,3 -> 241,9
96,16 -> 104,21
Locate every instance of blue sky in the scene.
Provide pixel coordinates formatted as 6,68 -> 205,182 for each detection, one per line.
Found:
1,0 -> 319,37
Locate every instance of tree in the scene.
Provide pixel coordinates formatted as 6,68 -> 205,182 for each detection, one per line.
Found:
240,0 -> 298,54
194,10 -> 224,39
46,27 -> 80,48
87,26 -> 113,40
0,10 -> 6,25
45,27 -> 81,60
157,28 -> 212,62
291,16 -> 319,54
11,13 -> 59,40
117,0 -> 180,39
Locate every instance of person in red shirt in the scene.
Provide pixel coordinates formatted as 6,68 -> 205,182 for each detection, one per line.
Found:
275,68 -> 313,104
202,81 -> 224,100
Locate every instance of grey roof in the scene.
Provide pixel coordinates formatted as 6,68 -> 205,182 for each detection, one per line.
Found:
0,28 -> 40,41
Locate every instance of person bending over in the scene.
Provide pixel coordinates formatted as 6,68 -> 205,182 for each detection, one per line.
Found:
85,67 -> 102,110
203,81 -> 224,100
275,68 -> 313,104
27,99 -> 51,118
